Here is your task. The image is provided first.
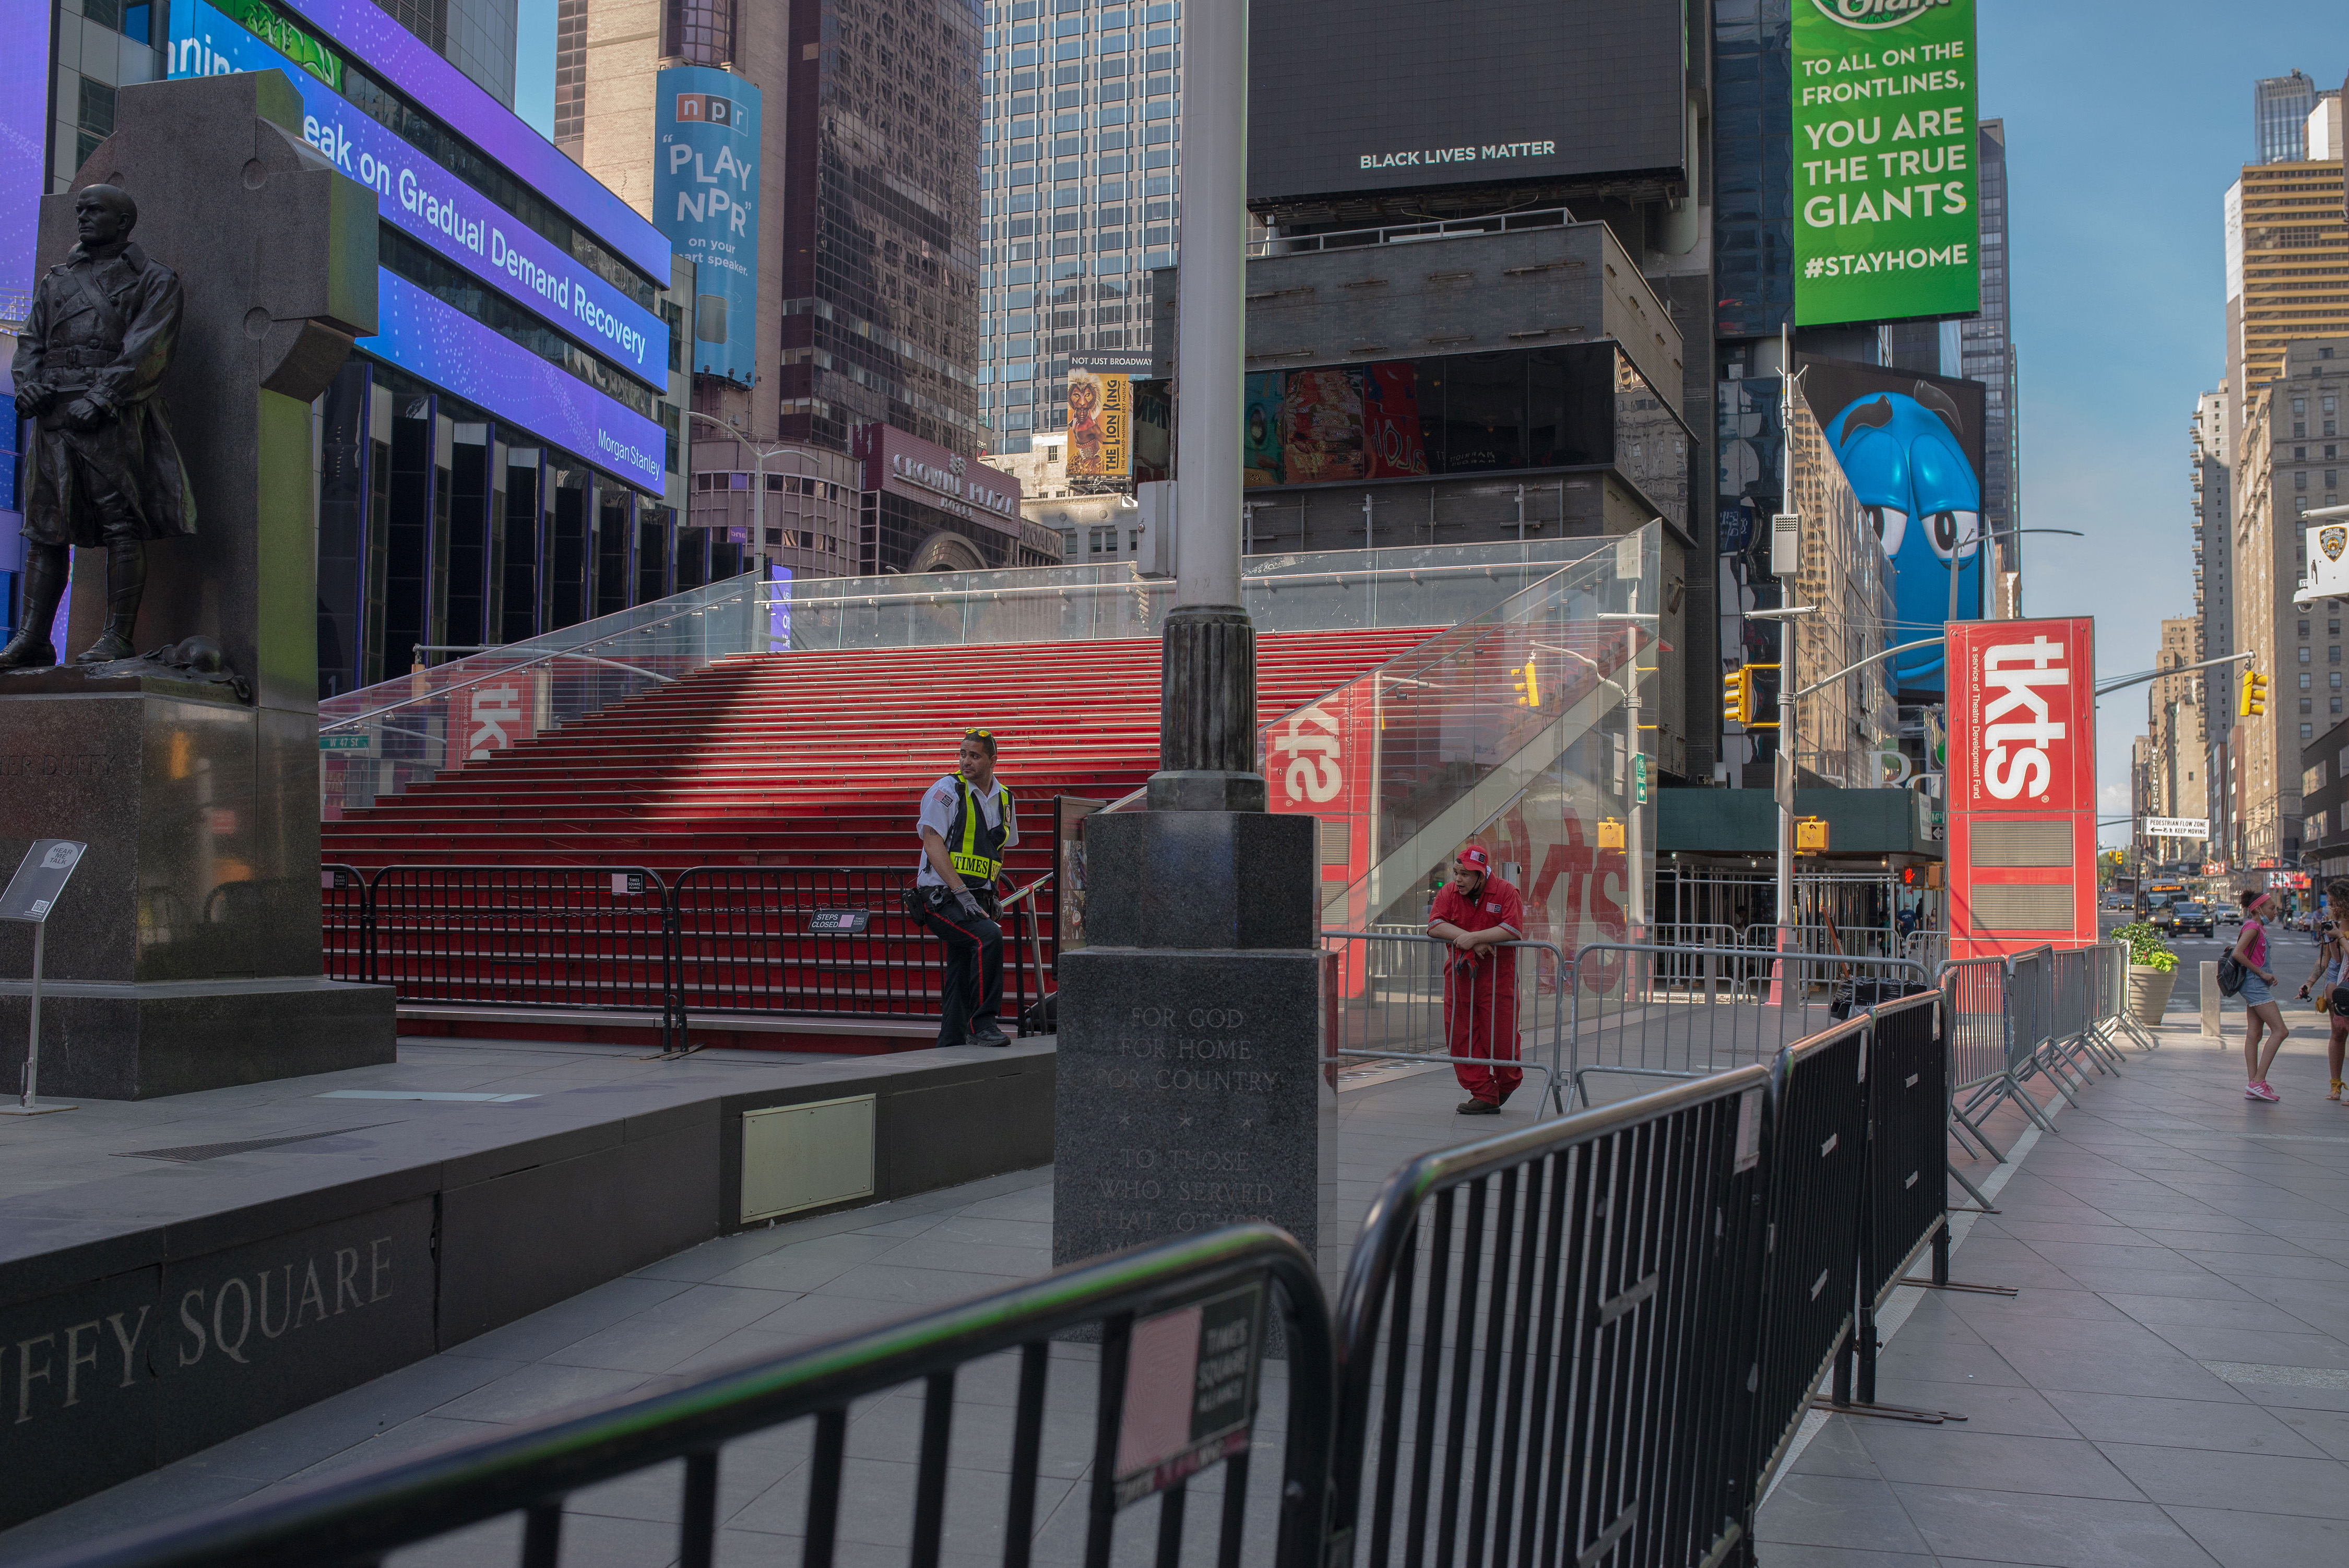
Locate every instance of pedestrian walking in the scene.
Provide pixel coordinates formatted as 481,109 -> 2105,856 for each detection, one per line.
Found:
913,728 -> 1015,1048
2234,887 -> 2288,1101
2297,880 -> 2349,1102
1427,845 -> 1525,1115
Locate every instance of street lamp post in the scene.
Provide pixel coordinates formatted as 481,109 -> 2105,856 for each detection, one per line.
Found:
686,410 -> 791,583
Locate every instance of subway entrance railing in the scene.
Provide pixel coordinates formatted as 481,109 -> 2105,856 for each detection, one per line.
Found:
15,946 -> 2157,1568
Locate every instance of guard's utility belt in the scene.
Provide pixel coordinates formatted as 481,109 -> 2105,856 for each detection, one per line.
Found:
950,851 -> 1002,881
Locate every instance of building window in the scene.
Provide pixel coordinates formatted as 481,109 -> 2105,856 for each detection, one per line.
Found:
2301,646 -> 2314,664
2306,724 -> 2317,740
2303,673 -> 2315,690
2300,620 -> 2311,637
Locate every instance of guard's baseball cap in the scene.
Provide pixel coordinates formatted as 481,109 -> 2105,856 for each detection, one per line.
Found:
1455,846 -> 1492,872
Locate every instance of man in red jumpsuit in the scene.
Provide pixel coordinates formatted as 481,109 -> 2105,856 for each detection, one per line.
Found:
1428,845 -> 1525,1114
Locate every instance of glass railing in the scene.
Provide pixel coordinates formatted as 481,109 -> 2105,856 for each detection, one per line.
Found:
1261,525 -> 1659,944
319,574 -> 772,819
320,538 -> 1608,818
761,538 -> 1605,649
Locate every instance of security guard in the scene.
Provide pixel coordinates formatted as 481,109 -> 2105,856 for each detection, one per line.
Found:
915,728 -> 1016,1047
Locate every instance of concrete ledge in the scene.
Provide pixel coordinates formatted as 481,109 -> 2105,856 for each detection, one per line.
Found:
0,977 -> 397,1099
0,1038 -> 1055,1527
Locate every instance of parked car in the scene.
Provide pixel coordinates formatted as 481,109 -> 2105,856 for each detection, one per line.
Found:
2170,901 -> 2215,937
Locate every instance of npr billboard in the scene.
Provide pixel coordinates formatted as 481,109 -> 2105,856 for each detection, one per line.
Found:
1945,619 -> 2098,960
1248,1 -> 1687,207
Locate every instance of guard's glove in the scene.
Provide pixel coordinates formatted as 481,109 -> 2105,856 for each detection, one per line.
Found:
955,888 -> 983,919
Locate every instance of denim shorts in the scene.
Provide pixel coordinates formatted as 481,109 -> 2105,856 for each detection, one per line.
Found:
2240,971 -> 2273,1008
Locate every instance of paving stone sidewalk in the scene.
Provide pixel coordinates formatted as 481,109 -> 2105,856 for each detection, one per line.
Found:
1757,1013 -> 2349,1567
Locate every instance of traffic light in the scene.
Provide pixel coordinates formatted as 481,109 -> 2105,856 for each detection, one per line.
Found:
1512,658 -> 1541,708
2241,668 -> 2268,717
1722,663 -> 1779,727
1795,817 -> 1830,852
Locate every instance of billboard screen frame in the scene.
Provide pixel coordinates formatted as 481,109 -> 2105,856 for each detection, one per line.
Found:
1247,1 -> 1687,209
654,66 -> 762,390
1790,0 -> 1982,327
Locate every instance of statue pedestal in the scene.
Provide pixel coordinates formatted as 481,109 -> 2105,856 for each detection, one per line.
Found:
1051,810 -> 1338,1289
0,671 -> 394,1099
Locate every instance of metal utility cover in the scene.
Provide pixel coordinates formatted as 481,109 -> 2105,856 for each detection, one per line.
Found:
741,1095 -> 877,1222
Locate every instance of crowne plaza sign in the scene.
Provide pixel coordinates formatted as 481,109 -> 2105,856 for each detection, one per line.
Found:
1945,619 -> 2097,958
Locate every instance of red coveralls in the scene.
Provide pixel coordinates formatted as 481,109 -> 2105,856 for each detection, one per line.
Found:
1430,874 -> 1525,1103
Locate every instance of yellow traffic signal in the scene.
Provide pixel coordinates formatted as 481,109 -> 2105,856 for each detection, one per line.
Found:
2240,668 -> 2268,717
1596,817 -> 1627,850
1512,659 -> 1541,708
1796,817 -> 1830,852
1722,667 -> 1752,725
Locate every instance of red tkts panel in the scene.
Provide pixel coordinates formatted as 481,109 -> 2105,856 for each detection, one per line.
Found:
1944,618 -> 2097,961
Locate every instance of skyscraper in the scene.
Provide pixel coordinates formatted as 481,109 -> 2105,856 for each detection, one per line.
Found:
2256,70 -> 2319,164
975,1 -> 1178,453
1963,119 -> 2023,595
374,0 -> 518,105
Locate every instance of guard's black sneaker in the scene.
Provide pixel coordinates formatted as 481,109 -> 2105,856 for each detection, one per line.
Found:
969,1028 -> 1012,1048
1457,1098 -> 1501,1115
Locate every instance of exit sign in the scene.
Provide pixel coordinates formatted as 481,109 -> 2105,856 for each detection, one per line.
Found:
1633,754 -> 1649,805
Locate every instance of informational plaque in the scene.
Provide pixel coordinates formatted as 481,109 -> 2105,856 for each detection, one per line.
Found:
0,840 -> 86,924
1110,1281 -> 1266,1508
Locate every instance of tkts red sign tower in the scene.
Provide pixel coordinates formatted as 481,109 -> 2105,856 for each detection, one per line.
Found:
1945,619 -> 2098,960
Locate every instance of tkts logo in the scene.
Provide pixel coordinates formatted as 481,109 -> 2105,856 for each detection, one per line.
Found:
1978,634 -> 2068,801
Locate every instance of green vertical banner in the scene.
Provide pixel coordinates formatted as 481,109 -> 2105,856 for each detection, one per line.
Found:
1792,0 -> 1980,326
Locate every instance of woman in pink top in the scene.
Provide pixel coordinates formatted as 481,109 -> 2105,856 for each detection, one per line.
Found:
2234,888 -> 2288,1102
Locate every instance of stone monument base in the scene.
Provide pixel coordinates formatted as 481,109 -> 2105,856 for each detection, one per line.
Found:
1,674 -> 396,1098
0,976 -> 395,1099
1052,809 -> 1338,1291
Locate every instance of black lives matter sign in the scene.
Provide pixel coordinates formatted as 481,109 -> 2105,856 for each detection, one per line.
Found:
1249,1 -> 1686,206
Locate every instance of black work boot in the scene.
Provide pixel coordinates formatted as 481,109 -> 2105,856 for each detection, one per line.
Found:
75,539 -> 146,663
0,543 -> 67,669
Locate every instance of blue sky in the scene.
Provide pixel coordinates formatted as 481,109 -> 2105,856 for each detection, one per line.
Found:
502,2 -> 2340,846
515,0 -> 554,136
1973,1 -> 2341,845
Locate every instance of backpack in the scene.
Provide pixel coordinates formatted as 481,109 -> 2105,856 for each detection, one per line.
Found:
2216,953 -> 2247,997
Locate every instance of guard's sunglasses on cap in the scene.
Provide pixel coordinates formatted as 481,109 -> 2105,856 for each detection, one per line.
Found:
964,729 -> 993,740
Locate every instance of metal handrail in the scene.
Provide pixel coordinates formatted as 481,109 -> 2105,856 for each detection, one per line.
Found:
751,557 -> 1561,612
19,1226 -> 1334,1568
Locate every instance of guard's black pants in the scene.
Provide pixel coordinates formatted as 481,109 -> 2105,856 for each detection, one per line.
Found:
917,888 -> 1003,1046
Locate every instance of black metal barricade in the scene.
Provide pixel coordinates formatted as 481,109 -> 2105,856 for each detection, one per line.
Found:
17,1226 -> 1333,1568
317,864 -> 369,983
369,866 -> 677,1047
1750,1016 -> 1871,1497
1854,993 -> 1946,1405
1329,1065 -> 1773,1568
671,865 -> 939,1021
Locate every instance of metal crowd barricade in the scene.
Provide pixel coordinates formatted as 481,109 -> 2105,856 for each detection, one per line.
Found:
1328,1064 -> 1773,1568
1566,942 -> 1930,1107
671,865 -> 934,1023
2047,945 -> 2121,1078
1322,931 -> 1568,1115
1940,955 -> 2045,1161
25,1226 -> 1334,1568
318,864 -> 369,983
1851,993 -> 1951,1405
2092,941 -> 2159,1053
2001,944 -> 2080,1116
369,865 -> 679,1048
1751,1015 -> 1872,1496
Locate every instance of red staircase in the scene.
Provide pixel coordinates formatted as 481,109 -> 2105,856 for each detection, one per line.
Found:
324,629 -> 1436,878
324,630 -> 1437,1050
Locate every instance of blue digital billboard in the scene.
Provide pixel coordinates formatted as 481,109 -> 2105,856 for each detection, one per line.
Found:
0,0 -> 46,337
654,66 -> 761,388
363,271 -> 667,490
268,0 -> 670,282
167,0 -> 668,389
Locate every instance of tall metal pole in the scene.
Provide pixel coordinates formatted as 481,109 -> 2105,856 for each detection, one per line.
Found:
1153,0 -> 1260,810
1777,320 -> 1796,955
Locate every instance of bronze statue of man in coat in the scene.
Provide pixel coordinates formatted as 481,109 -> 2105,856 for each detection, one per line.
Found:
3,184 -> 197,668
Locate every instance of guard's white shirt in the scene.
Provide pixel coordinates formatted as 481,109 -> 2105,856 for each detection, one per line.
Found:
916,772 -> 1017,886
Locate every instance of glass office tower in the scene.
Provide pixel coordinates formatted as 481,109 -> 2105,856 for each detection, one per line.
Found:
2256,70 -> 2319,164
976,0 -> 1180,453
